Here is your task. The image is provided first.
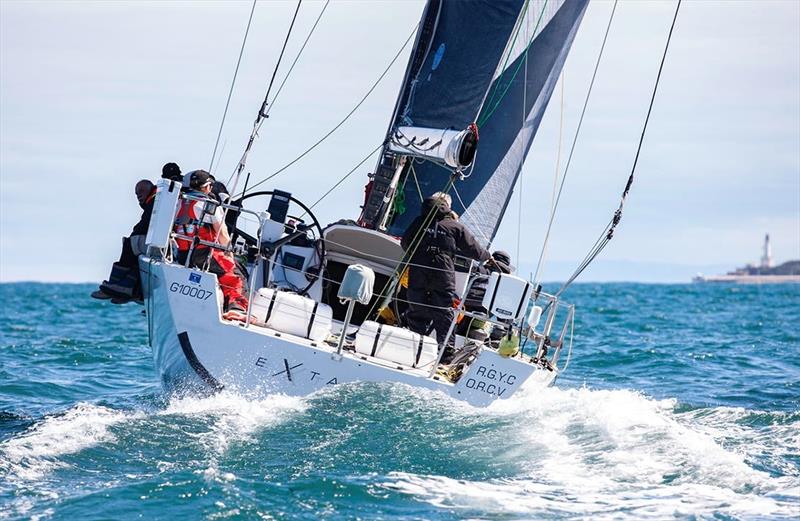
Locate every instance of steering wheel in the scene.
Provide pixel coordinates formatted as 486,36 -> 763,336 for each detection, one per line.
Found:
230,191 -> 326,296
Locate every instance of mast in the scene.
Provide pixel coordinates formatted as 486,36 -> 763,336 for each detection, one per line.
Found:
357,0 -> 443,230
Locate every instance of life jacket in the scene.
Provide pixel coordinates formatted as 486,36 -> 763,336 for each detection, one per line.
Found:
174,194 -> 217,252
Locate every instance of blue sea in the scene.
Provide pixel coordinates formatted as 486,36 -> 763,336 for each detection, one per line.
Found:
1,282 -> 798,520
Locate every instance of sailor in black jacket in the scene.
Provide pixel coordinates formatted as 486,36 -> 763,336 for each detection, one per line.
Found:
400,194 -> 491,344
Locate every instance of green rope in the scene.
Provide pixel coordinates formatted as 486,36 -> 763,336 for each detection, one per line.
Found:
477,0 -> 549,128
392,179 -> 407,217
479,0 -> 532,122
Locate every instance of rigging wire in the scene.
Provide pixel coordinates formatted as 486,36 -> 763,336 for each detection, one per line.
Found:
534,70 -> 566,283
556,0 -> 682,296
307,143 -> 384,210
209,0 -> 257,173
480,0 -> 532,122
515,4 -> 532,268
225,0 -> 303,190
209,0 -> 303,267
409,161 -> 425,203
452,184 -> 492,246
212,139 -> 228,175
239,23 -> 419,197
364,174 -> 460,322
532,0 -> 618,286
477,0 -> 550,128
258,0 -> 303,122
264,0 -> 330,117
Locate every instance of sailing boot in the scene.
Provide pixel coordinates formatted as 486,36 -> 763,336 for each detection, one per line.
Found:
99,262 -> 138,302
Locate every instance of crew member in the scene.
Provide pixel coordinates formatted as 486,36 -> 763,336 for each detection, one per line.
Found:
162,162 -> 182,182
92,163 -> 183,303
400,193 -> 491,344
175,170 -> 249,317
91,180 -> 156,302
457,250 -> 513,341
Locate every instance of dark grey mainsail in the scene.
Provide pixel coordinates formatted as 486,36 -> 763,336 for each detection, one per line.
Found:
360,0 -> 589,246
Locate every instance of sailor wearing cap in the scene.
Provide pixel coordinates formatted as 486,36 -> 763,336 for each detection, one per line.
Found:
174,170 -> 249,316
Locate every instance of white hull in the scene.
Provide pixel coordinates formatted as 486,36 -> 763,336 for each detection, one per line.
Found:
140,258 -> 557,407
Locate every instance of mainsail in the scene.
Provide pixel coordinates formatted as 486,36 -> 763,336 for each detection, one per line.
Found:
360,0 -> 589,245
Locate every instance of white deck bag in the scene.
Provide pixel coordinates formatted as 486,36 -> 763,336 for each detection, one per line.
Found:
355,320 -> 438,369
250,288 -> 332,342
337,264 -> 374,305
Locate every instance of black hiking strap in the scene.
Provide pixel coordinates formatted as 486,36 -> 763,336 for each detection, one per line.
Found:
513,281 -> 531,320
306,301 -> 319,339
370,324 -> 384,357
414,335 -> 424,367
265,290 -> 279,323
486,274 -> 502,314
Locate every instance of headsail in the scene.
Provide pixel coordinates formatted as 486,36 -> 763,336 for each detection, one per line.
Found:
360,0 -> 589,245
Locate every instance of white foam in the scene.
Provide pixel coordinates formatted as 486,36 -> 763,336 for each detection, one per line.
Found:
380,385 -> 800,519
161,390 -> 306,452
0,403 -> 140,483
159,390 -> 307,481
381,471 -> 799,520
0,391 -> 306,488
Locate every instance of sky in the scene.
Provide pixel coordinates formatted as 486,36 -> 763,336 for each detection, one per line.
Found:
1,0 -> 798,283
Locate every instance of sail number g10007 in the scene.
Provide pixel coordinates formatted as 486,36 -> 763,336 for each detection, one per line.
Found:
169,282 -> 213,301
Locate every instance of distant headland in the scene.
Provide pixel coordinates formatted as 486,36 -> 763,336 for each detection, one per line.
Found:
693,234 -> 800,283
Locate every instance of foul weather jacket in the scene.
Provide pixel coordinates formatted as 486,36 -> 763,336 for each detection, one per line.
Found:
400,199 -> 491,296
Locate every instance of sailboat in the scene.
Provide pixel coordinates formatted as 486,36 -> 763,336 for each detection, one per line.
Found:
139,0 -> 589,407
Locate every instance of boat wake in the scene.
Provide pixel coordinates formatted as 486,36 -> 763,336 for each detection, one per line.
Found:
0,392 -> 306,519
0,403 -> 141,483
0,384 -> 797,520
381,385 -> 800,519
157,391 -> 307,483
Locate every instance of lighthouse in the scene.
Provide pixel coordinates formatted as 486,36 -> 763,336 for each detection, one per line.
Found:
760,233 -> 772,269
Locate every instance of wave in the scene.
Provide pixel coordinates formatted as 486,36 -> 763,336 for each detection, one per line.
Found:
375,384 -> 800,519
0,391 -> 307,489
380,471 -> 798,520
0,403 -> 140,484
1,382 -> 796,520
158,390 -> 307,483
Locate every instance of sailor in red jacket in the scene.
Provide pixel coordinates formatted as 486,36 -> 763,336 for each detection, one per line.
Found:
176,170 -> 249,318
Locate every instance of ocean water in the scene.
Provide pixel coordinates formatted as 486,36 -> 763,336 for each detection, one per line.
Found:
0,282 -> 798,520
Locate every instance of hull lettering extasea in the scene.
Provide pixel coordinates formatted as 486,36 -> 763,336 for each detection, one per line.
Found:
254,357 -> 338,385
